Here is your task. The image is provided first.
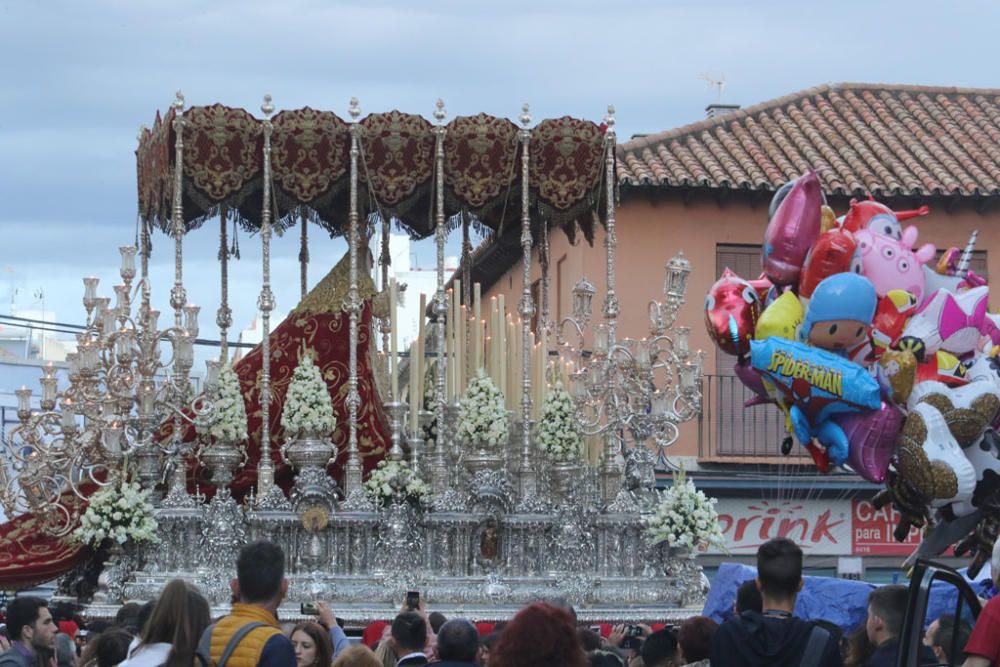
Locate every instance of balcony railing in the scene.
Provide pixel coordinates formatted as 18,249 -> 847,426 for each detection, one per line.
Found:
698,373 -> 810,461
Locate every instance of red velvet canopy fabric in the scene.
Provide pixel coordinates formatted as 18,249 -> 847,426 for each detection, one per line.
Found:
0,480 -> 100,589
136,105 -> 607,241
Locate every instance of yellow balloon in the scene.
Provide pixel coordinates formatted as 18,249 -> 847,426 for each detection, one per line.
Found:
755,291 -> 804,341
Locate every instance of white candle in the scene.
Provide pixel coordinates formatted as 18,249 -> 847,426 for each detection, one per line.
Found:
498,296 -> 507,406
417,293 -> 426,412
409,342 -> 418,433
454,280 -> 463,394
390,279 -> 399,399
474,283 -> 482,370
459,305 -> 467,392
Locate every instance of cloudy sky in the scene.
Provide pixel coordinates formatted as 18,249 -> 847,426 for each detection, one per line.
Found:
1,0 -> 998,362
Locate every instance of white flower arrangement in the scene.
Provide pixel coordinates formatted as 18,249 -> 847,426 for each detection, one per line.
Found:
281,355 -> 336,439
456,370 -> 508,448
645,469 -> 724,552
74,479 -> 159,548
197,365 -> 248,443
537,382 -> 582,462
363,459 -> 432,504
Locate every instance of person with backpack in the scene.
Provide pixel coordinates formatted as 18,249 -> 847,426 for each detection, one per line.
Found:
710,538 -> 842,667
199,541 -> 297,667
117,579 -> 210,666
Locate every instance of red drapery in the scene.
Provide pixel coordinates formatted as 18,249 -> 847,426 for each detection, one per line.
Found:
136,106 -> 607,241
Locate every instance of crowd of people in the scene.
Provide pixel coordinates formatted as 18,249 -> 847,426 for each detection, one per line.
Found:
0,536 -> 997,667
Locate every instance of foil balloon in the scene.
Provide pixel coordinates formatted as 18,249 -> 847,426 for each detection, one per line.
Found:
755,291 -> 804,341
799,273 -> 877,354
819,205 -> 838,234
922,265 -> 988,297
908,379 -> 1000,447
855,225 -> 935,303
761,170 -> 823,286
895,402 -> 977,509
704,269 -> 761,356
877,349 -> 917,404
948,428 -> 1000,517
750,337 -> 881,466
871,290 -> 918,358
734,361 -> 772,406
837,401 -> 904,483
914,350 -> 971,387
900,286 -> 989,359
798,228 -> 859,301
840,198 -> 929,239
748,273 -> 773,303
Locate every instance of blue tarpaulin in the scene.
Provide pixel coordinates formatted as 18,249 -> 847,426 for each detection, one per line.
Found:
704,562 -> 996,632
703,563 -> 875,631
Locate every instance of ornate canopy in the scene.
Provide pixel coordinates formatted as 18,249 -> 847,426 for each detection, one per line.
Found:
136,104 -> 609,241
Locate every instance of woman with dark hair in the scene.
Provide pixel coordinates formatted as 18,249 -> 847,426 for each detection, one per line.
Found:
117,579 -> 211,667
79,628 -> 132,667
677,616 -> 718,666
489,603 -> 588,667
291,622 -> 333,667
843,625 -> 874,667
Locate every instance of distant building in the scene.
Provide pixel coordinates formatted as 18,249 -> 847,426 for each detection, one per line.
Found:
0,309 -> 76,362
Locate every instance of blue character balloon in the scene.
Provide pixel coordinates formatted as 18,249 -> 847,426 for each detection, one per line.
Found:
751,337 -> 881,467
799,273 -> 877,356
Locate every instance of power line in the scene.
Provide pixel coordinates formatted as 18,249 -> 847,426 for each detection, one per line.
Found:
0,315 -> 255,349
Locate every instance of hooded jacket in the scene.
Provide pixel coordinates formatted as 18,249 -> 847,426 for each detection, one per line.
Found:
709,611 -> 841,667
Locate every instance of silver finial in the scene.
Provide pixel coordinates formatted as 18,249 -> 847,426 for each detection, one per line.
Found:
349,97 -> 361,121
519,103 -> 531,128
604,105 -> 616,128
173,91 -> 185,111
434,98 -> 447,123
261,94 -> 275,118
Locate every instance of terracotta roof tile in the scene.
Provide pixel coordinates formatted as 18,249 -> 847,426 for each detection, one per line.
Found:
618,83 -> 1000,199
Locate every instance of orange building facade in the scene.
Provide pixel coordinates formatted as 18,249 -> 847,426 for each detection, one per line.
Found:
459,83 -> 1000,575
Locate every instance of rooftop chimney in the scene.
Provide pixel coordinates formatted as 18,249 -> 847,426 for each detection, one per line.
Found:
706,103 -> 740,119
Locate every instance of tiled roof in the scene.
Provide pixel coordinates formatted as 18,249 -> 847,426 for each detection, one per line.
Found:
617,83 -> 1000,198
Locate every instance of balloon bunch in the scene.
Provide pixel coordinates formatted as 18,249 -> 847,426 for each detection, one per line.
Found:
704,170 -> 1000,568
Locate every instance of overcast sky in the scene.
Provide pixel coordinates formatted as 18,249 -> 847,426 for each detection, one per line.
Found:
2,0 -> 999,362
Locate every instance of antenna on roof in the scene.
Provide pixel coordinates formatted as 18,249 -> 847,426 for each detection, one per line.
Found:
699,73 -> 726,102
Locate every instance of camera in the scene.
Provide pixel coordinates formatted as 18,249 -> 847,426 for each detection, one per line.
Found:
621,624 -> 643,651
405,591 -> 420,611
301,602 -> 319,615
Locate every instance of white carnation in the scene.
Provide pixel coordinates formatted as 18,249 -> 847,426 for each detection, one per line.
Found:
457,371 -> 508,447
281,355 -> 336,438
644,470 -> 723,553
73,479 -> 159,548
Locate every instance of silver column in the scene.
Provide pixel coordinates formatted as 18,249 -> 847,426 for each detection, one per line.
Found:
600,106 -> 621,502
517,104 -> 537,500
343,98 -> 364,496
255,94 -> 284,508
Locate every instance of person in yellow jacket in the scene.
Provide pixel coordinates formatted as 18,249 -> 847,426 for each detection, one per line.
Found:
199,541 -> 297,667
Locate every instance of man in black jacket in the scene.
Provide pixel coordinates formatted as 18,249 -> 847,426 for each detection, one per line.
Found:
433,619 -> 480,667
860,585 -> 937,667
710,538 -> 842,666
391,612 -> 429,667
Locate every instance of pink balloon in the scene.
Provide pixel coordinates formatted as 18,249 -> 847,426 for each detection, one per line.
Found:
836,402 -> 904,483
762,171 -> 823,286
